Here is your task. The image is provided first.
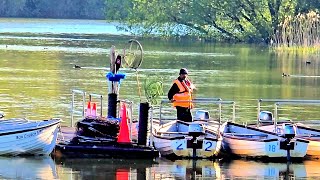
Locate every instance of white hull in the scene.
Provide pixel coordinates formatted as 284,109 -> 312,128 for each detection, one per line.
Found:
0,118 -> 60,156
258,124 -> 320,157
256,99 -> 320,158
292,125 -> 320,157
221,122 -> 308,158
223,135 -> 307,158
153,120 -> 221,159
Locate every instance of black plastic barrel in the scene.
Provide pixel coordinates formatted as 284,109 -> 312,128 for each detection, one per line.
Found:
138,102 -> 149,145
108,93 -> 117,118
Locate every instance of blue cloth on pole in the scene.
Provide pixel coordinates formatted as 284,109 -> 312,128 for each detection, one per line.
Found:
106,72 -> 126,82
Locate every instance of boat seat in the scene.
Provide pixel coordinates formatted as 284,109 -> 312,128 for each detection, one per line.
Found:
296,134 -> 320,137
157,131 -> 189,135
225,133 -> 268,137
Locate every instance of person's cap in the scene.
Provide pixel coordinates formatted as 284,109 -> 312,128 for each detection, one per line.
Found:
179,68 -> 188,75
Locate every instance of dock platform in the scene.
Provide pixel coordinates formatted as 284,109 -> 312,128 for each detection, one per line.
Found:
53,126 -> 159,159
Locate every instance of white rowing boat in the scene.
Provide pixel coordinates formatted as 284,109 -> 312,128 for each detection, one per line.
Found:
0,112 -> 60,156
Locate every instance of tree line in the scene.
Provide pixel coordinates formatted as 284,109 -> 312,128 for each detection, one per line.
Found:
1,0 -> 320,44
0,0 -> 105,19
105,0 -> 320,43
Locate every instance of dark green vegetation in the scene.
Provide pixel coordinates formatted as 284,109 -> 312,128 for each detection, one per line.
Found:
0,0 -> 105,19
272,11 -> 320,52
1,0 -> 320,44
105,0 -> 320,43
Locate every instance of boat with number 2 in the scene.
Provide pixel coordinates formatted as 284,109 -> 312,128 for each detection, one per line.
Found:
152,99 -> 234,159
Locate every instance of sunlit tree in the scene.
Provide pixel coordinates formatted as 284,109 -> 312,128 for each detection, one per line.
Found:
105,0 -> 319,43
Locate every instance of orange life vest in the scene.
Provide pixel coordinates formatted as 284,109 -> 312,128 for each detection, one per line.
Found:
172,79 -> 194,108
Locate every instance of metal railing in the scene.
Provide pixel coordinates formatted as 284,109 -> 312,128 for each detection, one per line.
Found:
71,89 -> 103,127
89,93 -> 103,116
70,90 -> 136,143
257,99 -> 320,129
71,89 -> 86,127
159,98 -> 236,124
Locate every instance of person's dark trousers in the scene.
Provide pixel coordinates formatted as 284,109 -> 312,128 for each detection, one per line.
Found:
176,106 -> 192,122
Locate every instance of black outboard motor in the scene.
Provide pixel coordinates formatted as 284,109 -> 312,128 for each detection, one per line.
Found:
281,123 -> 296,139
188,122 -> 205,158
0,112 -> 4,119
188,122 -> 205,137
280,123 -> 297,161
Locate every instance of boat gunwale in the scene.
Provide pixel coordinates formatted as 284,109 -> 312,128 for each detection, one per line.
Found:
0,119 -> 60,136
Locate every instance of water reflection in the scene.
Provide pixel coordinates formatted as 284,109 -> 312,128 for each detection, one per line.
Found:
0,156 -> 57,179
55,158 -> 156,180
53,157 -> 320,179
152,158 -> 220,180
222,159 -> 320,179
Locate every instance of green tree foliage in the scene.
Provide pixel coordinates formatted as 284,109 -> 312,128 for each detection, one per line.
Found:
143,77 -> 164,105
105,0 -> 320,43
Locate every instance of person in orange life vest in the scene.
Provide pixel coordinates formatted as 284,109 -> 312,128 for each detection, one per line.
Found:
168,68 -> 195,122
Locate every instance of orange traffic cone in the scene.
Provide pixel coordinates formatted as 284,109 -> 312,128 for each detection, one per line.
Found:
92,103 -> 97,117
117,104 -> 131,143
116,168 -> 129,180
86,101 -> 91,117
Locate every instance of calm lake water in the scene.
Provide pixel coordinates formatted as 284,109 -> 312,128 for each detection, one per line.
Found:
1,18 -> 320,179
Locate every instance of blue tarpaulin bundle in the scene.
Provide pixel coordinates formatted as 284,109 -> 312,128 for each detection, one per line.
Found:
106,72 -> 126,82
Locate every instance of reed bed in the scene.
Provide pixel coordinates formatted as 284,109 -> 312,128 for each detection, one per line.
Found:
271,11 -> 320,54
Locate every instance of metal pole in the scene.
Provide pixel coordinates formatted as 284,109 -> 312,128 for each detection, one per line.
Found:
219,102 -> 222,124
159,101 -> 163,124
100,95 -> 103,117
232,102 -> 236,122
149,106 -> 154,146
70,89 -> 86,127
130,101 -> 133,141
89,94 -> 92,102
257,100 -> 261,127
274,103 -> 278,133
82,91 -> 86,119
71,91 -> 74,127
